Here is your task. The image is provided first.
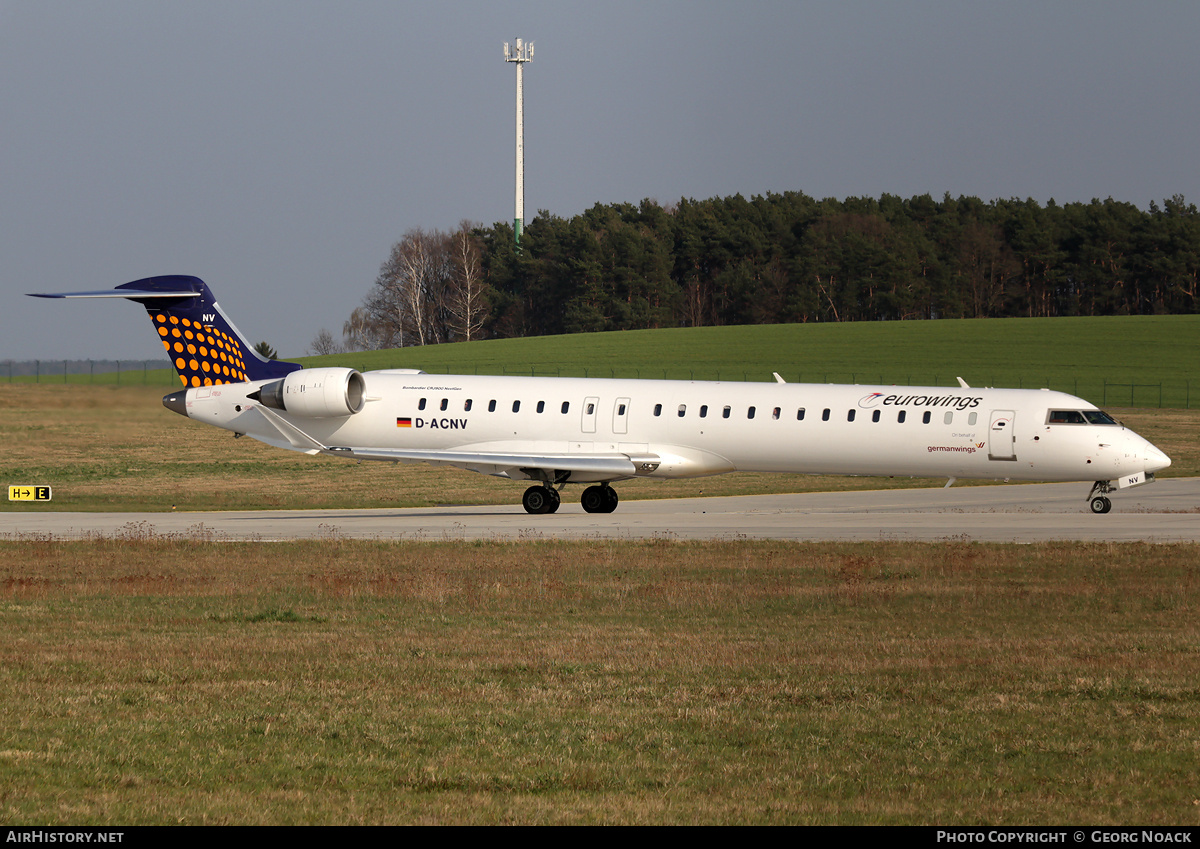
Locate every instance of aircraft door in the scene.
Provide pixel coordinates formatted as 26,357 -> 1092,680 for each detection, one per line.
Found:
613,397 -> 630,435
988,410 -> 1016,461
582,396 -> 599,434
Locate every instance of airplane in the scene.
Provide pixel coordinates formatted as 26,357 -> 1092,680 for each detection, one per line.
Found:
31,275 -> 1171,515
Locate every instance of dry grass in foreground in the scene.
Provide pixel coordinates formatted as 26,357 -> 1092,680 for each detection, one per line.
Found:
1,536 -> 1198,824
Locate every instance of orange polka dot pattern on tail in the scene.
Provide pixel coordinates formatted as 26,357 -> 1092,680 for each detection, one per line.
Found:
155,313 -> 249,387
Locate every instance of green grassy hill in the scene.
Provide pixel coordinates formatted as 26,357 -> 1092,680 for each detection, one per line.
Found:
13,315 -> 1198,408
300,315 -> 1199,408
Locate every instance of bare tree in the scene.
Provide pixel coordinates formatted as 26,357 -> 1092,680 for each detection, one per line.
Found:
342,306 -> 394,351
366,228 -> 452,347
307,328 -> 344,356
444,221 -> 491,342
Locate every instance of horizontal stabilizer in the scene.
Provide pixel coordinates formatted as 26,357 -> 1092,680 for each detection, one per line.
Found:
28,290 -> 200,300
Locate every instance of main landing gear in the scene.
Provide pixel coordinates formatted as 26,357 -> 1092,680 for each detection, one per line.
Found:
522,485 -> 561,514
519,483 -> 620,514
580,484 -> 619,514
1087,481 -> 1114,514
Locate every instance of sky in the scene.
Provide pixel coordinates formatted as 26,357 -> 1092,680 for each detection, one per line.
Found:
2,1 -> 1198,361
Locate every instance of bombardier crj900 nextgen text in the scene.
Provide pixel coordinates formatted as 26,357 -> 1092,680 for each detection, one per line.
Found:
32,276 -> 1172,515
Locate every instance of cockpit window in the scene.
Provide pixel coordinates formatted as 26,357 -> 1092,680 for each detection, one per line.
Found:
1048,410 -> 1087,424
1048,409 -> 1119,425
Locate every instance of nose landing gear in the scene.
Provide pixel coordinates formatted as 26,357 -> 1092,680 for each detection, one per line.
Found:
1087,481 -> 1115,514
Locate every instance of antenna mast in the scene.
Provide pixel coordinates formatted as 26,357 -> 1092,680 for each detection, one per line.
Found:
503,38 -> 533,247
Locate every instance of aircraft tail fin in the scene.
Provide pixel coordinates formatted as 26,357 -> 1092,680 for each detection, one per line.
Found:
29,276 -> 302,386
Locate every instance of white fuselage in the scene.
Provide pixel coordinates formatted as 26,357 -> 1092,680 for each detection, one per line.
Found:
178,372 -> 1171,486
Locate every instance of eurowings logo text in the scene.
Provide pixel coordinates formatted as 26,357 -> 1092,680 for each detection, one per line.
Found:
861,392 -> 983,411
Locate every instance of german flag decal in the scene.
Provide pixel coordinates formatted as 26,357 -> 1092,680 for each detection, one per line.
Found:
397,417 -> 412,428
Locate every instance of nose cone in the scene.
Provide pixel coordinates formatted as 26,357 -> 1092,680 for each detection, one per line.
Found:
162,390 -> 188,418
1144,444 -> 1172,474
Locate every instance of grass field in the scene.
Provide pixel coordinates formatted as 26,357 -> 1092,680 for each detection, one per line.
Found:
302,314 -> 1200,409
13,314 -> 1200,408
307,313 -> 1199,386
1,536 -> 1197,824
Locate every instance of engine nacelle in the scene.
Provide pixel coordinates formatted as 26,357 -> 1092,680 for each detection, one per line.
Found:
252,368 -> 366,418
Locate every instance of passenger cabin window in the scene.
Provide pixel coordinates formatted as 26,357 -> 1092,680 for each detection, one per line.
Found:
922,411 -> 932,424
723,406 -> 731,419
847,409 -> 855,422
418,398 -> 427,411
748,406 -> 756,419
464,399 -> 472,411
678,404 -> 686,417
822,409 -> 830,422
944,411 -> 953,425
561,402 -> 569,414
968,412 -> 978,425
699,405 -> 708,418
654,404 -> 662,417
872,410 -> 880,422
898,410 -> 906,423
536,401 -> 545,413
797,408 -> 805,421
488,400 -> 496,412
512,401 -> 520,413
772,407 -> 781,420
440,398 -> 448,411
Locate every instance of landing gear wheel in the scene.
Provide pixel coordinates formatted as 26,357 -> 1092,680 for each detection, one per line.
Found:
581,486 -> 606,514
522,485 -> 556,515
546,488 -> 561,514
581,485 -> 619,514
1087,481 -> 1116,515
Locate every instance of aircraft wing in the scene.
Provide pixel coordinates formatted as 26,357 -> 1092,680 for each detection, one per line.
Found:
326,445 -> 648,478
246,405 -> 656,478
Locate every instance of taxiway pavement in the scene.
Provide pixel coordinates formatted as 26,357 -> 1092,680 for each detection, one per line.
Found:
2,479 -> 1197,543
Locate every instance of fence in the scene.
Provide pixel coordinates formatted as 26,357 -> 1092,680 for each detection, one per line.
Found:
363,365 -> 1191,410
2,360 -> 176,386
4,360 -> 1192,409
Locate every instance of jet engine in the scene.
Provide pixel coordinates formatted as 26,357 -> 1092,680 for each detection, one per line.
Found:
251,368 -> 366,417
